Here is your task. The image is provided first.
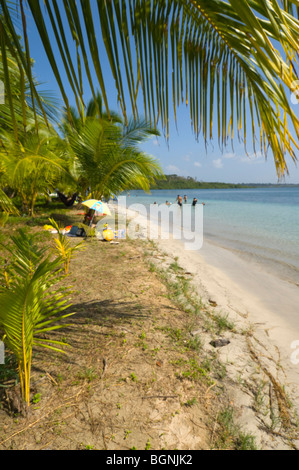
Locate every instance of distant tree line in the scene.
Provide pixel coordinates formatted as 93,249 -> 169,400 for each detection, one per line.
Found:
151,175 -> 249,190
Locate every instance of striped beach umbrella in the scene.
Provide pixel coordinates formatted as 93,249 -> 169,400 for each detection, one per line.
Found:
81,199 -> 111,216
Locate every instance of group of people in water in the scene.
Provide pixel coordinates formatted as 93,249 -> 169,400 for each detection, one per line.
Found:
163,195 -> 205,207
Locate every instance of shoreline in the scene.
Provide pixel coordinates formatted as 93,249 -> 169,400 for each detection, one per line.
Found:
202,227 -> 299,288
157,235 -> 299,384
124,203 -> 299,373
123,204 -> 299,346
125,187 -> 299,287
122,204 -> 299,446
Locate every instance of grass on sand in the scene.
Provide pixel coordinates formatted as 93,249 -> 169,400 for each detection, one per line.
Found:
0,202 -> 298,450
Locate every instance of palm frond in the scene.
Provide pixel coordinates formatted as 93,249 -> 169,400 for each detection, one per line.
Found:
2,1 -> 299,175
0,188 -> 19,214
67,115 -> 164,198
0,230 -> 73,405
0,125 -> 74,215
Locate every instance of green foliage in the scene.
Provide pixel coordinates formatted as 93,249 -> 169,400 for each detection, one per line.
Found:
145,439 -> 151,450
0,190 -> 19,215
32,392 -> 41,404
184,398 -> 198,407
64,107 -> 165,199
175,357 -> 214,385
49,218 -> 85,274
215,406 -> 257,450
0,212 -> 9,227
2,1 -> 299,176
77,367 -> 98,383
212,313 -> 235,334
0,229 -> 74,406
1,128 -> 70,216
152,175 -> 250,190
130,372 -> 138,382
0,30 -> 65,216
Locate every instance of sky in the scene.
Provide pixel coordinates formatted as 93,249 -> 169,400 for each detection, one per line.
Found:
25,5 -> 299,185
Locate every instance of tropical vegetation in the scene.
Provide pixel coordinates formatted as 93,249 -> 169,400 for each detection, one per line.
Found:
150,175 -> 250,190
0,5 -> 165,408
60,94 -> 164,202
1,1 -> 299,178
1,125 -> 71,216
0,52 -> 164,215
1,0 -> 299,410
0,230 -> 74,406
0,25 -> 68,216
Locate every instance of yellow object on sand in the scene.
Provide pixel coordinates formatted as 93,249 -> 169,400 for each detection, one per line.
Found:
43,224 -> 54,231
103,229 -> 114,241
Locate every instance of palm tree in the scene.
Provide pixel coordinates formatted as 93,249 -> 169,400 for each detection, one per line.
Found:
0,229 -> 74,406
0,23 -> 65,215
62,95 -> 164,199
0,124 -> 71,215
1,1 -> 299,177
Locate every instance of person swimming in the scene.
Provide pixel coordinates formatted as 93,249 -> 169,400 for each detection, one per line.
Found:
192,197 -> 205,206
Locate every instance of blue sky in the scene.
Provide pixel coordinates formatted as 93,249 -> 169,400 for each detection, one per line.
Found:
26,6 -> 299,185
139,109 -> 299,184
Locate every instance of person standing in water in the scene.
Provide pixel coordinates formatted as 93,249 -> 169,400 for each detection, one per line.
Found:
177,195 -> 183,207
192,197 -> 205,206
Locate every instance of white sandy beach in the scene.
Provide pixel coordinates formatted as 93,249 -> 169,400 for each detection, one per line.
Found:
120,204 -> 299,448
159,235 -> 299,384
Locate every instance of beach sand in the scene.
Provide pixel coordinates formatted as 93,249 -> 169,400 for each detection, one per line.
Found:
124,205 -> 299,448
1,204 -> 299,450
162,235 -> 299,384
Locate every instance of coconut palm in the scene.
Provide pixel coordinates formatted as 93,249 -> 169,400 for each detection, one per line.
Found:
0,229 -> 74,406
56,92 -> 130,204
0,124 -> 71,215
59,92 -> 164,200
65,109 -> 164,200
0,25 -> 64,215
1,1 -> 299,177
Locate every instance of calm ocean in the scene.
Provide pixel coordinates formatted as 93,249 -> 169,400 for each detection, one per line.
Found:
123,187 -> 299,286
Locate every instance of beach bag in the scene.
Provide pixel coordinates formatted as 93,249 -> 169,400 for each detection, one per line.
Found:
75,227 -> 87,237
68,225 -> 79,236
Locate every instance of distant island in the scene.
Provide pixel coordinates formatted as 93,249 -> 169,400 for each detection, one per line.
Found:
152,174 -> 247,189
151,175 -> 248,190
150,175 -> 299,190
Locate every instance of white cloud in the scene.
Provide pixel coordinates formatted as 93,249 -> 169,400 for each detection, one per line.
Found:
183,154 -> 191,162
166,165 -> 181,174
213,158 -> 224,169
240,151 -> 264,164
251,151 -> 263,159
194,161 -> 202,168
223,152 -> 236,159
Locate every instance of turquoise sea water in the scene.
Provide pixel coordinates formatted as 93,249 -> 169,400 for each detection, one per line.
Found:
123,187 -> 299,286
